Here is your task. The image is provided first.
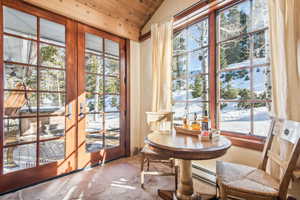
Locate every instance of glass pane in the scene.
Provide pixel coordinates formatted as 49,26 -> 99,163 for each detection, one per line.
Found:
105,58 -> 119,76
39,116 -> 65,140
105,95 -> 120,112
3,143 -> 36,174
86,133 -> 104,153
173,29 -> 187,55
189,48 -> 208,74
253,66 -> 272,100
105,77 -> 120,94
188,74 -> 208,102
172,54 -> 187,102
252,0 -> 269,31
172,102 -> 187,125
172,79 -> 187,102
39,93 -> 65,115
217,0 -> 251,42
4,64 -> 37,90
105,131 -> 120,148
85,74 -> 103,93
4,118 -> 37,146
220,102 -> 251,134
172,54 -> 187,79
187,102 -> 209,120
218,35 -> 250,70
4,6 -> 37,39
86,93 -> 104,113
40,19 -> 65,46
86,113 -> 103,133
4,35 -> 37,64
253,102 -> 272,136
85,53 -> 103,73
253,30 -> 270,65
105,113 -> 120,131
105,39 -> 119,56
220,69 -> 250,100
4,91 -> 37,117
86,33 -> 103,54
40,44 -> 65,69
39,68 -> 65,92
39,139 -> 65,165
188,19 -> 208,50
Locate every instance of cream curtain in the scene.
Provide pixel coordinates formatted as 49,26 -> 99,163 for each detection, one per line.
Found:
151,20 -> 173,112
268,0 -> 300,178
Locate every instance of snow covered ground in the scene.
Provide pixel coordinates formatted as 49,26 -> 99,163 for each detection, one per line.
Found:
172,57 -> 271,137
173,100 -> 271,136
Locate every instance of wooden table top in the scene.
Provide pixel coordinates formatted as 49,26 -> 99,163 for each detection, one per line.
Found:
145,131 -> 232,160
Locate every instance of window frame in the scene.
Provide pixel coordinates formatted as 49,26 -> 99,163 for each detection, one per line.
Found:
216,0 -> 271,140
172,16 -> 211,126
171,0 -> 270,151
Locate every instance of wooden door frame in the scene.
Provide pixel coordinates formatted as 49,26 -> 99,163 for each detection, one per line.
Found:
0,0 -> 130,194
0,0 -> 75,193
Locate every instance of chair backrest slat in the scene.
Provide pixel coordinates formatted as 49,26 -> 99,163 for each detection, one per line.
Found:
279,134 -> 300,199
259,118 -> 276,171
267,150 -> 288,169
146,112 -> 173,132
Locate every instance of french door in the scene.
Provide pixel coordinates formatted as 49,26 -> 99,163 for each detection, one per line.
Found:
76,24 -> 126,168
0,0 -> 128,193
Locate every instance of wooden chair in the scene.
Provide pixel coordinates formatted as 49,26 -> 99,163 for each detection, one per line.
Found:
216,117 -> 300,200
140,111 -> 178,189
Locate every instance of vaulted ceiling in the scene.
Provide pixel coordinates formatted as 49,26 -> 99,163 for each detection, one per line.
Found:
76,0 -> 164,29
23,0 -> 164,41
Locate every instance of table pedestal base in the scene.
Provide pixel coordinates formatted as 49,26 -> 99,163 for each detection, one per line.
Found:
158,190 -> 201,200
158,159 -> 202,200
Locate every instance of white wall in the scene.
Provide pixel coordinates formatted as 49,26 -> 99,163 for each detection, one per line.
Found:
193,146 -> 262,172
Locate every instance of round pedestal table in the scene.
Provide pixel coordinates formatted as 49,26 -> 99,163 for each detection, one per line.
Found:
145,131 -> 232,200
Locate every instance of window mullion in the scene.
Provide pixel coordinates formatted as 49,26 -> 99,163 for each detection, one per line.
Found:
36,16 -> 40,167
250,0 -> 254,136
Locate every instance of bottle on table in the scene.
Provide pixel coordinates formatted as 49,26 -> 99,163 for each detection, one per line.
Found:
183,114 -> 189,129
201,110 -> 210,131
191,113 -> 201,130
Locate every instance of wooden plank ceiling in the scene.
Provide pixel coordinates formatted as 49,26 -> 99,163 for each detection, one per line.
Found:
23,0 -> 164,41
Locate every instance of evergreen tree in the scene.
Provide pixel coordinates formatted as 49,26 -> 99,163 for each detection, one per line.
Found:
191,76 -> 205,99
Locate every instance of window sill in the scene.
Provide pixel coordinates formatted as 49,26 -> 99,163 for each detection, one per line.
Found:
221,131 -> 266,152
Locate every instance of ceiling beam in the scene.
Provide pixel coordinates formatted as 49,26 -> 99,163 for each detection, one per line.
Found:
23,0 -> 140,41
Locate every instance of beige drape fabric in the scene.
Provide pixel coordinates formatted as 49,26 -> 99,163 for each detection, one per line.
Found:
151,20 -> 173,112
268,0 -> 300,179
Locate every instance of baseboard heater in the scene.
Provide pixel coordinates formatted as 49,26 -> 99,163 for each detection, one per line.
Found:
192,164 -> 216,186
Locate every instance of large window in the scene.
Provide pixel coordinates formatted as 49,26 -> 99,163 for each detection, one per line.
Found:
216,0 -> 271,136
172,0 -> 271,137
172,18 -> 209,124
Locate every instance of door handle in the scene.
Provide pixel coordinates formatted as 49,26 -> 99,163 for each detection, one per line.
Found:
66,103 -> 72,120
79,103 -> 85,117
